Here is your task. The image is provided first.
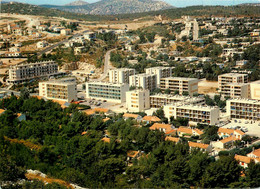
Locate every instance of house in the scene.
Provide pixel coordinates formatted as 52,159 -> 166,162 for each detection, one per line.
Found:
17,113 -> 26,122
83,108 -> 111,116
235,155 -> 255,168
127,150 -> 142,162
0,109 -> 6,115
74,46 -> 85,55
149,123 -> 174,134
123,113 -> 142,122
103,117 -> 110,123
61,29 -> 72,36
5,52 -> 21,57
247,148 -> 260,159
37,25 -> 48,31
64,41 -> 74,48
101,137 -> 111,143
177,126 -> 203,137
218,128 -> 245,139
213,136 -> 240,149
37,41 -> 48,48
9,47 -> 20,52
142,116 -> 161,124
165,136 -> 180,143
188,141 -> 212,153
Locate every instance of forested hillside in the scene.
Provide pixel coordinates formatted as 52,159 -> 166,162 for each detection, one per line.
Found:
0,95 -> 259,188
1,2 -> 260,22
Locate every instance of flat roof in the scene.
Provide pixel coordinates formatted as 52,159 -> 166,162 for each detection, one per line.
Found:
162,77 -> 198,81
87,81 -> 128,87
219,73 -> 248,77
227,98 -> 260,105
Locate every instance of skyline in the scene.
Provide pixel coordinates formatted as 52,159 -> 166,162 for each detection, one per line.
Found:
2,0 -> 260,7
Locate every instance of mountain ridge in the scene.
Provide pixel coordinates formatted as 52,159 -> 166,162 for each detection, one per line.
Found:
40,0 -> 173,15
65,0 -> 89,6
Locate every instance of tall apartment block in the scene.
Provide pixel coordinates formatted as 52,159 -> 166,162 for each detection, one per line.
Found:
145,67 -> 172,86
250,80 -> 260,100
226,99 -> 260,121
8,61 -> 58,84
221,83 -> 250,99
150,94 -> 205,108
86,82 -> 129,103
160,77 -> 199,96
126,89 -> 150,112
218,73 -> 249,98
164,104 -> 220,125
39,78 -> 77,102
129,74 -> 157,91
109,68 -> 135,84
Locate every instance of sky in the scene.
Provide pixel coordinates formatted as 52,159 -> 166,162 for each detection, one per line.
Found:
3,0 -> 260,7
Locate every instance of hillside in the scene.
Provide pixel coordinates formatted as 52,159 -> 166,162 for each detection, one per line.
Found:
1,2 -> 260,22
41,0 -> 173,15
65,0 -> 89,6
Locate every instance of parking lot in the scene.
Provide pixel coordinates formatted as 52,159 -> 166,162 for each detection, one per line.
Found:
222,119 -> 260,137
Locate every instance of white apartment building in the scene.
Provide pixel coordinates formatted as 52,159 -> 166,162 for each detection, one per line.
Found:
129,74 -> 157,91
160,77 -> 199,96
226,99 -> 260,121
164,104 -> 220,125
145,67 -> 172,86
126,89 -> 150,112
39,78 -> 77,102
86,82 -> 129,103
109,68 -> 135,84
250,80 -> 260,100
221,83 -> 249,99
150,94 -> 205,108
218,73 -> 248,95
7,61 -> 58,84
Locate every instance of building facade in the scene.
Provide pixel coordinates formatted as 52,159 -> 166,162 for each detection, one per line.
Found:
86,82 -> 129,103
39,78 -> 77,102
250,80 -> 260,100
8,61 -> 58,84
160,77 -> 199,96
129,74 -> 157,91
221,83 -> 249,99
150,94 -> 205,108
226,99 -> 260,121
145,67 -> 172,86
109,68 -> 135,84
164,104 -> 219,125
126,89 -> 150,112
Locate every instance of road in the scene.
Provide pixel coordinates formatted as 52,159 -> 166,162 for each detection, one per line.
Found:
93,49 -> 116,82
0,88 -> 20,96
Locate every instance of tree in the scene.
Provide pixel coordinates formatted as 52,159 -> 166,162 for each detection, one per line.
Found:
20,87 -> 30,100
245,161 -> 260,187
164,88 -> 171,94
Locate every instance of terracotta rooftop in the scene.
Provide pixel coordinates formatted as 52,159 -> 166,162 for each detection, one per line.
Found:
0,109 -> 6,114
235,154 -> 253,164
101,137 -> 110,143
248,148 -> 260,158
177,127 -> 193,135
127,150 -> 140,158
218,128 -> 235,135
142,116 -> 161,122
220,136 -> 240,144
188,141 -> 209,149
165,136 -> 180,143
123,113 -> 139,119
234,129 -> 245,136
150,123 -> 173,133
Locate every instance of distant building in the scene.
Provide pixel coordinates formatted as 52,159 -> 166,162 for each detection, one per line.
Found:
37,41 -> 48,48
109,68 -> 135,84
7,61 -> 58,84
250,80 -> 260,100
126,89 -> 150,112
39,78 -> 77,102
160,77 -> 199,96
61,29 -> 72,36
221,83 -> 250,99
86,82 -> 129,103
129,74 -> 157,91
145,67 -> 172,86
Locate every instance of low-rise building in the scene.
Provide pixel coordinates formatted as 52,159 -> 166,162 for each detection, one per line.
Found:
109,68 -> 135,84
149,123 -> 174,133
5,52 -> 21,57
61,29 -> 72,35
126,89 -> 150,112
164,104 -> 219,125
145,67 -> 172,86
247,148 -> 260,159
129,74 -> 157,91
39,78 -> 77,102
177,126 -> 203,137
188,141 -> 212,153
123,113 -> 142,122
86,82 -> 129,103
37,41 -> 48,48
142,116 -> 161,124
226,99 -> 260,121
160,77 -> 199,96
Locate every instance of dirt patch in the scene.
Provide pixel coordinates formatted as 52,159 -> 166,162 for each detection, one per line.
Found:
5,136 -> 42,150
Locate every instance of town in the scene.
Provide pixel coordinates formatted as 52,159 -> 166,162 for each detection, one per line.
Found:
0,1 -> 260,188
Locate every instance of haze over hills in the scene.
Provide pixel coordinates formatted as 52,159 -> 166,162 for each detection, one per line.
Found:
41,0 -> 173,15
65,0 -> 89,6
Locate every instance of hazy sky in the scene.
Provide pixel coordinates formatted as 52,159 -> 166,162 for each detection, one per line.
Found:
4,0 -> 260,7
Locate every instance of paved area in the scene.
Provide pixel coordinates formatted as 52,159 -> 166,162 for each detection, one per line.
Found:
222,119 -> 260,137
